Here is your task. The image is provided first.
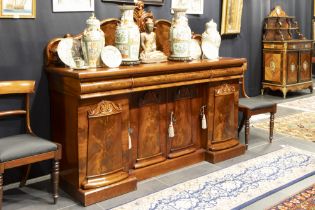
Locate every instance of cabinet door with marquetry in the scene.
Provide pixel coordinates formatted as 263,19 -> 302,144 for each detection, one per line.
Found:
287,52 -> 298,84
299,52 -> 312,82
78,98 -> 130,190
206,82 -> 239,152
263,52 -> 282,84
129,90 -> 167,169
166,85 -> 202,159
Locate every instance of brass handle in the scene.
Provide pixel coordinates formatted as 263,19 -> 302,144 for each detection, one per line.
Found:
200,105 -> 206,116
170,111 -> 176,123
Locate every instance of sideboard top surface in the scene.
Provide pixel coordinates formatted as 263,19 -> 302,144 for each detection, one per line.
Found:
46,57 -> 247,80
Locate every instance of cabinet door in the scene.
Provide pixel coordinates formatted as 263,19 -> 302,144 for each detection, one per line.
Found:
299,52 -> 312,82
263,52 -> 282,84
130,91 -> 167,169
287,52 -> 298,84
166,86 -> 202,159
79,99 -> 130,190
206,82 -> 239,151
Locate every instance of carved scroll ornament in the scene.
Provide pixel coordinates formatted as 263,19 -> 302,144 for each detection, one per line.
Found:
215,84 -> 236,96
88,100 -> 122,118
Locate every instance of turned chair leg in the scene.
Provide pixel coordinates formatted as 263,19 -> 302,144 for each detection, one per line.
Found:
245,117 -> 250,150
269,112 -> 275,143
52,160 -> 59,204
238,115 -> 245,137
0,173 -> 3,210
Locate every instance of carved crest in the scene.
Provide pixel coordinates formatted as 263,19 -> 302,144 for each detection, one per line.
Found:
175,87 -> 194,100
268,6 -> 288,17
215,84 -> 236,96
139,91 -> 160,106
88,100 -> 122,118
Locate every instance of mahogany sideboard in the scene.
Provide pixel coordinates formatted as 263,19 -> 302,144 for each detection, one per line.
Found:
45,7 -> 246,205
45,58 -> 246,206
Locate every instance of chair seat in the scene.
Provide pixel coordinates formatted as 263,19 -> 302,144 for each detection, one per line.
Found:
0,134 -> 57,162
239,98 -> 276,110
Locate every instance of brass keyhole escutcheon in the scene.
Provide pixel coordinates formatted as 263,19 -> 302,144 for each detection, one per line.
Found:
269,60 -> 276,73
290,63 -> 296,73
302,61 -> 309,71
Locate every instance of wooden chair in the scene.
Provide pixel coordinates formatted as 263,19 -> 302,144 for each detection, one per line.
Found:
238,75 -> 277,150
0,81 -> 61,209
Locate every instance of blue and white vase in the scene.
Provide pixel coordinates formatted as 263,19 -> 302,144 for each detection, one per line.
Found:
115,5 -> 140,65
81,13 -> 105,68
169,7 -> 192,61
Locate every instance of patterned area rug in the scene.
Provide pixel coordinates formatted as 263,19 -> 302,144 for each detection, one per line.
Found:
268,184 -> 315,210
253,112 -> 315,141
278,95 -> 315,112
114,146 -> 315,210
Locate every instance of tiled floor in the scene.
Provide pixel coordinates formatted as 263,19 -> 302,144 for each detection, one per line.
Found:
2,86 -> 315,210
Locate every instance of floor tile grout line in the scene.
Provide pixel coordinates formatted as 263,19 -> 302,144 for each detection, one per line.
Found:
281,138 -> 315,148
97,203 -> 106,210
154,178 -> 172,187
150,163 -> 206,179
276,134 -> 314,144
249,126 -> 308,142
57,203 -> 77,210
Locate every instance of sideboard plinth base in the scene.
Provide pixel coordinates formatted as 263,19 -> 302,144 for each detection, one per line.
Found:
131,149 -> 205,181
61,176 -> 137,207
205,144 -> 246,163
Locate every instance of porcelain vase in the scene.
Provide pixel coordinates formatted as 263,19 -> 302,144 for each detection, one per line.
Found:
169,7 -> 192,61
202,19 -> 221,60
81,13 -> 105,68
115,5 -> 140,65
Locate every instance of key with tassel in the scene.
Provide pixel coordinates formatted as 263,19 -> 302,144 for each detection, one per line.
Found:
200,105 -> 207,130
168,111 -> 175,138
128,123 -> 133,149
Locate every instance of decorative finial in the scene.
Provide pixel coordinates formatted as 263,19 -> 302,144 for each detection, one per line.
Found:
86,13 -> 100,26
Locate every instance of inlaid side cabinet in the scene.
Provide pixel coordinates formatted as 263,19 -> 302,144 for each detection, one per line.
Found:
262,6 -> 313,98
46,57 -> 246,206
